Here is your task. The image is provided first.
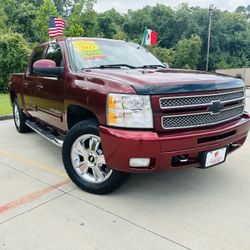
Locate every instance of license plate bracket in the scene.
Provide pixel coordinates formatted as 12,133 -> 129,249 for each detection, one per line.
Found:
201,146 -> 228,168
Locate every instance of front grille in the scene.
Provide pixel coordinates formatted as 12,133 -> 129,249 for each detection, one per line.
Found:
162,105 -> 244,129
160,90 -> 245,109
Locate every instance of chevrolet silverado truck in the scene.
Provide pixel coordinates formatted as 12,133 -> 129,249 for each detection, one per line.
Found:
8,37 -> 250,194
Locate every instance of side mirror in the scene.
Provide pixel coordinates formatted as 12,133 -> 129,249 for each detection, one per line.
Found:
163,62 -> 169,68
33,59 -> 63,77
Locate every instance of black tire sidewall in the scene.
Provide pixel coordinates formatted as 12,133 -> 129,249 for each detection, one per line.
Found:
62,120 -> 129,194
13,99 -> 29,133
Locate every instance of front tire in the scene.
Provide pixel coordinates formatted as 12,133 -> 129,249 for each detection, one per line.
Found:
62,120 -> 129,194
13,99 -> 30,133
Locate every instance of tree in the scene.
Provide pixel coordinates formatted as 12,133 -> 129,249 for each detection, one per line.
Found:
113,31 -> 127,40
124,6 -> 153,43
0,33 -> 31,92
173,35 -> 202,69
11,2 -> 36,42
0,0 -> 37,42
0,8 -> 7,33
64,0 -> 98,37
147,46 -> 175,66
236,6 -> 247,14
33,0 -> 59,43
98,15 -> 118,38
81,10 -> 99,37
98,9 -> 126,39
64,24 -> 84,37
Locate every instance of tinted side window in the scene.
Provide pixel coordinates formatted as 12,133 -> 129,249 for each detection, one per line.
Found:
45,43 -> 63,67
30,46 -> 44,74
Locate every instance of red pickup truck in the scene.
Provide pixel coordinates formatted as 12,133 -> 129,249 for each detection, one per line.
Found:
9,37 -> 250,194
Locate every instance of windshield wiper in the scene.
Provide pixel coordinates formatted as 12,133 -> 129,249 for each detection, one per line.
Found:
81,64 -> 163,71
137,64 -> 166,69
99,64 -> 136,69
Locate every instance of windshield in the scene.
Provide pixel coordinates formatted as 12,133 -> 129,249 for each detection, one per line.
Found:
67,39 -> 164,71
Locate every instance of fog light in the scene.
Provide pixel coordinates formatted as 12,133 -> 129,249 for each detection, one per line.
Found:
129,158 -> 150,168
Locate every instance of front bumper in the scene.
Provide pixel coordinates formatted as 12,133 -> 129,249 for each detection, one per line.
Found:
100,113 -> 250,173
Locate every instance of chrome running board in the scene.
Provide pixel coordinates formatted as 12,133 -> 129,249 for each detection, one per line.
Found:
25,120 -> 64,147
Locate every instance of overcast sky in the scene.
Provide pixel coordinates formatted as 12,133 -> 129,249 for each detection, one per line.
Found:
94,0 -> 249,13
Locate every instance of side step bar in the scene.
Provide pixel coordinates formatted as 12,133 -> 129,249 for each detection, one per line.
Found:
25,120 -> 64,147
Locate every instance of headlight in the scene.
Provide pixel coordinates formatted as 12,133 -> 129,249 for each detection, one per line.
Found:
107,93 -> 153,129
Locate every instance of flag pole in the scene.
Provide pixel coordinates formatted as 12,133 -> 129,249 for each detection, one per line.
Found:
48,9 -> 51,42
141,26 -> 147,46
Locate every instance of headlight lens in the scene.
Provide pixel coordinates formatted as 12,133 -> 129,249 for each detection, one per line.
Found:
107,93 -> 153,129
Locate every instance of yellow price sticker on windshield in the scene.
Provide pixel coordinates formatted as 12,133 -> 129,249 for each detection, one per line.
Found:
72,40 -> 105,59
72,40 -> 100,51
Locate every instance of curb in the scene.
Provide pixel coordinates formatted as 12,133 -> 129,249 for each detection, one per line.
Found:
0,115 -> 13,121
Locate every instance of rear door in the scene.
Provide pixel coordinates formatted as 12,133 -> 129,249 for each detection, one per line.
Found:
23,46 -> 46,118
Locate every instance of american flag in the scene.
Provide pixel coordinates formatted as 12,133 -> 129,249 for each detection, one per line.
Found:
49,16 -> 65,38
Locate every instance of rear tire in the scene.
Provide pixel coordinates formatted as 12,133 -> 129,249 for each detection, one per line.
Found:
13,99 -> 30,133
62,120 -> 129,194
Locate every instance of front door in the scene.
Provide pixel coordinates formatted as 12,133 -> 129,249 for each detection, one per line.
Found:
35,43 -> 65,131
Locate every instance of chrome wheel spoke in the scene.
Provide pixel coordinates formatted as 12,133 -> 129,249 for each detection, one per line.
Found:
77,162 -> 89,174
89,136 -> 100,152
92,166 -> 104,181
98,155 -> 106,165
74,141 -> 86,157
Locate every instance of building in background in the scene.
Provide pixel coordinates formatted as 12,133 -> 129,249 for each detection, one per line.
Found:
216,68 -> 250,87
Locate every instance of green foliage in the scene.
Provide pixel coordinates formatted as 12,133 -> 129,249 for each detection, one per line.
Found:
1,0 -> 250,92
81,10 -> 99,37
0,0 -> 37,42
33,0 -> 59,43
98,9 -> 127,39
53,0 -> 65,16
65,24 -> 84,37
147,46 -> 175,66
0,33 -> 31,92
0,7 -> 7,33
113,31 -> 127,40
64,0 -> 99,37
173,35 -> 202,69
12,2 -> 37,42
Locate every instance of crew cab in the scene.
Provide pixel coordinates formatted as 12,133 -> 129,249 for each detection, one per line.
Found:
8,37 -> 250,194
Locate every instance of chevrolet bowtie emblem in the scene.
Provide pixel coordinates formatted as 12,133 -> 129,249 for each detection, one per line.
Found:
208,101 -> 224,114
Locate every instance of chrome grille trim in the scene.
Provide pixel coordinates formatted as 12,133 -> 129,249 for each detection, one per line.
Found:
161,104 -> 244,130
159,90 -> 245,109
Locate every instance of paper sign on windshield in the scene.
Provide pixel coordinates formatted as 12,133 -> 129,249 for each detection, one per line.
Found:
72,40 -> 105,59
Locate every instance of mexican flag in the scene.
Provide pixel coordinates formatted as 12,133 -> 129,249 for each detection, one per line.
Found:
142,28 -> 158,46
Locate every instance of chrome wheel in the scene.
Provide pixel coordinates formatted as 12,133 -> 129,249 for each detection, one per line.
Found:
70,134 -> 113,184
14,103 -> 20,128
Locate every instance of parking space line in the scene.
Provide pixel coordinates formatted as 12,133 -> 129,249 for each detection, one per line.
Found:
0,179 -> 70,214
0,148 -> 67,178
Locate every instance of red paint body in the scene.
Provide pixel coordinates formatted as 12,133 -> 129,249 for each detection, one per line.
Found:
8,38 -> 250,173
100,114 -> 249,172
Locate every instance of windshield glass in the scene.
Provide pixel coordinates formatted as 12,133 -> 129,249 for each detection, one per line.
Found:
67,39 -> 163,71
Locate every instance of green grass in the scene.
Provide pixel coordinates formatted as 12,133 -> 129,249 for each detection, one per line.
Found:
0,94 -> 12,116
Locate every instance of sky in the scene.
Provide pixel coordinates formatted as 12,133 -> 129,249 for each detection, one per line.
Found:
94,0 -> 249,13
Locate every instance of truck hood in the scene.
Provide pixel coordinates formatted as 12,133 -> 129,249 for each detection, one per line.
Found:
87,68 -> 244,94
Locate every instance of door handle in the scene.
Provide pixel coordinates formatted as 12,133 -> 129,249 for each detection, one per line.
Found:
85,77 -> 92,81
36,85 -> 43,90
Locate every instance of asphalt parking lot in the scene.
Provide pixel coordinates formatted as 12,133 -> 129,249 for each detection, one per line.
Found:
0,91 -> 250,250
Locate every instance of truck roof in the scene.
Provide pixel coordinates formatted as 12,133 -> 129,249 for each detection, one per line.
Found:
55,37 -> 127,43
36,37 -> 128,47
